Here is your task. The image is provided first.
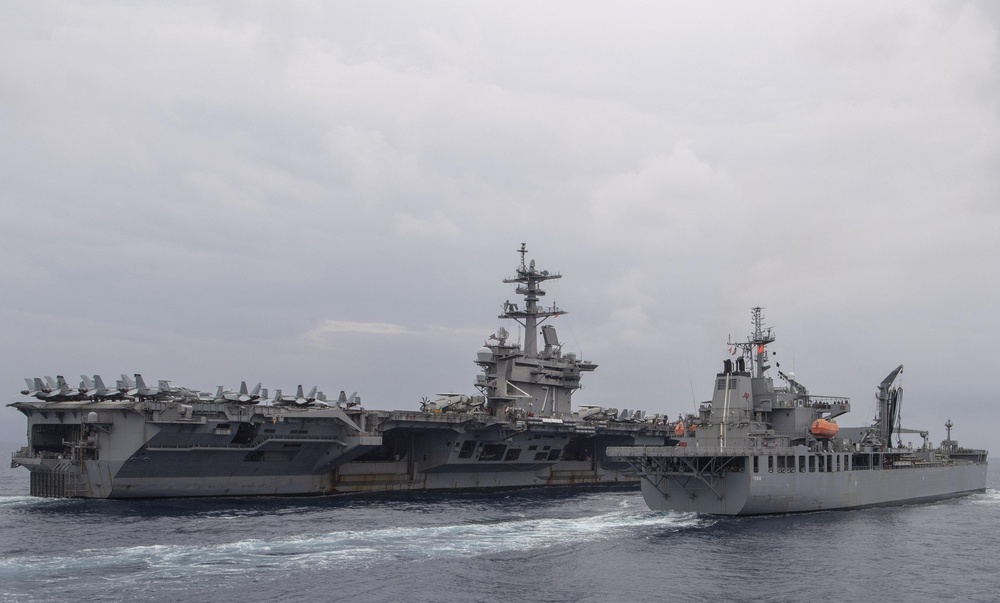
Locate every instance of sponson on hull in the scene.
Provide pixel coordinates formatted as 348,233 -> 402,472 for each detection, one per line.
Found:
609,307 -> 988,515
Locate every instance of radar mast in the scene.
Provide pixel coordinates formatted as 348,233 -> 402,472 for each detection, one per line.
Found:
500,243 -> 565,357
728,306 -> 775,378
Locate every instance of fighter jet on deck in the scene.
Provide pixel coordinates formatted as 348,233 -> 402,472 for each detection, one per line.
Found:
215,381 -> 263,404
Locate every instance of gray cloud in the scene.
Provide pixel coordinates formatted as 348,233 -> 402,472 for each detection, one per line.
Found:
1,2 -> 997,454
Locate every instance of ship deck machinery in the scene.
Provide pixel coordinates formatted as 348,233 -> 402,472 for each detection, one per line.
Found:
330,244 -> 675,492
10,397 -> 381,498
609,308 -> 988,515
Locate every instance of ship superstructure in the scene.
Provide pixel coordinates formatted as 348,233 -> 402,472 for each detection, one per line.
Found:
329,244 -> 672,492
476,245 -> 596,418
609,308 -> 988,515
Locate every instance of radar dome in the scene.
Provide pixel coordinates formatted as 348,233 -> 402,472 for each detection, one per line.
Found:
476,347 -> 493,363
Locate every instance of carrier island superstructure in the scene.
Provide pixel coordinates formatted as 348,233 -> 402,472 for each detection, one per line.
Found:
609,308 -> 988,515
10,245 -> 673,498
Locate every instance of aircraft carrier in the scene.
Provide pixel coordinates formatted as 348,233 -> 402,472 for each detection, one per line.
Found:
609,308 -> 989,515
10,245 -> 674,498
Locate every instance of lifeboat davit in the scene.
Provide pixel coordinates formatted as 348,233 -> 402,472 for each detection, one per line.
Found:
810,418 -> 839,439
674,421 -> 685,437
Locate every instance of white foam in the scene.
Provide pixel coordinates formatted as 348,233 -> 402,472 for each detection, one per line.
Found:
0,506 -> 706,581
968,488 -> 1000,505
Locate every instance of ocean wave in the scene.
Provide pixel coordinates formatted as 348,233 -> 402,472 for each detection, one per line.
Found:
968,488 -> 1000,505
0,507 -> 704,581
0,496 -> 79,509
0,496 -> 41,507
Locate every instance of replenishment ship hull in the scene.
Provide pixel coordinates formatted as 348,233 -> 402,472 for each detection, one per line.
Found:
610,308 -> 988,516
11,245 -> 672,498
626,444 -> 987,515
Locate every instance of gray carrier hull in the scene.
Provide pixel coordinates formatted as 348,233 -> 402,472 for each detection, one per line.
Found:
12,408 -> 657,498
330,419 -> 657,493
11,400 -> 383,499
10,246 -> 675,499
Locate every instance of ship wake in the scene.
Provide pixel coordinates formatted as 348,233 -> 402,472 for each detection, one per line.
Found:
0,505 -> 706,584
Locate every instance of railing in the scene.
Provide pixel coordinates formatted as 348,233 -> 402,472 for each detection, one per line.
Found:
608,445 -> 794,458
768,395 -> 850,410
11,449 -> 66,461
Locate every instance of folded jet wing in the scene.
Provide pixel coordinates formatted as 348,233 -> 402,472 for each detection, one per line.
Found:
39,375 -> 85,401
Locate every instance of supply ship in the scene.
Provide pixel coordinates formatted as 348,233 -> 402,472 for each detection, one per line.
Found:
10,245 -> 673,498
608,308 -> 988,515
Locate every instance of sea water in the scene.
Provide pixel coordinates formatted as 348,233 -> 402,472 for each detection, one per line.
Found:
1,442 -> 997,603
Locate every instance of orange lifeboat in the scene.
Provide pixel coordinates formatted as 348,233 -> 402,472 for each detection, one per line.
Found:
810,418 -> 839,439
674,421 -> 685,437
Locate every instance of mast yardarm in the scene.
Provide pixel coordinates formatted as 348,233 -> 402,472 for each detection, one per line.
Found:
500,243 -> 565,356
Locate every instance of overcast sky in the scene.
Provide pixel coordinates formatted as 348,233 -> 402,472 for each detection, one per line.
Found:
2,2 -> 998,452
